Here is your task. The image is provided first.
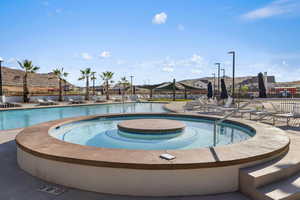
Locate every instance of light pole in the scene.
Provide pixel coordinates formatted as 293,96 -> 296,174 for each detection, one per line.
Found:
130,75 -> 134,96
212,73 -> 216,98
0,57 -> 3,102
221,68 -> 225,78
215,63 -> 221,97
228,51 -> 235,102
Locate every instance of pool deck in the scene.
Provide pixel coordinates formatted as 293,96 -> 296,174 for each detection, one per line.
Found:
1,101 -> 300,199
0,129 -> 250,200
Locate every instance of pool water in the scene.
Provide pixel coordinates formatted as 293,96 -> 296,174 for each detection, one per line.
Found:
0,103 -> 165,130
50,115 -> 255,150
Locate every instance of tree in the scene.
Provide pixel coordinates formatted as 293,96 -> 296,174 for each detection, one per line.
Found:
78,68 -> 92,100
91,71 -> 97,96
17,60 -> 40,103
118,76 -> 130,98
53,68 -> 68,101
100,71 -> 114,100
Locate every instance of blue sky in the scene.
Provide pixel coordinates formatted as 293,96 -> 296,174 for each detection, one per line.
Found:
1,0 -> 300,86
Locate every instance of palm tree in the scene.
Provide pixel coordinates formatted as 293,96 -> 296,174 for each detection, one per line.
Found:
17,60 -> 40,103
53,67 -> 68,101
119,77 -> 130,101
78,68 -> 92,100
91,72 -> 97,96
100,71 -> 114,100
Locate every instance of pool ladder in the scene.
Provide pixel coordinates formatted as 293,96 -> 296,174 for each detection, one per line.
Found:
213,101 -> 252,146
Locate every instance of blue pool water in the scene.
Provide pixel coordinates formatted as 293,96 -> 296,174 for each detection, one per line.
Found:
0,103 -> 166,130
50,115 -> 255,150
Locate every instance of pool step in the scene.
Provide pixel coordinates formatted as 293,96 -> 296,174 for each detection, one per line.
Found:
257,172 -> 300,200
240,133 -> 300,200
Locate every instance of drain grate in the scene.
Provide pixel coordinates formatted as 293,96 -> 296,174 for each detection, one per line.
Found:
37,185 -> 66,195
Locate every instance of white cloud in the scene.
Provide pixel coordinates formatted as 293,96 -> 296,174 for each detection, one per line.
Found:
242,0 -> 300,20
99,51 -> 111,58
42,1 -> 49,6
6,57 -> 17,64
177,24 -> 185,31
162,67 -> 174,72
190,54 -> 204,64
282,60 -> 287,65
152,12 -> 167,24
55,8 -> 62,14
191,69 -> 202,75
81,53 -> 92,60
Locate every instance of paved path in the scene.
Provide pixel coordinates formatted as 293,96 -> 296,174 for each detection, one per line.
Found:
0,129 -> 250,200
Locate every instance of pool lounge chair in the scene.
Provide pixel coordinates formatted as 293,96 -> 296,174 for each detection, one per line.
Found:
272,103 -> 300,126
68,98 -> 85,104
36,98 -> 53,106
251,102 -> 291,125
94,96 -> 107,103
46,98 -> 58,105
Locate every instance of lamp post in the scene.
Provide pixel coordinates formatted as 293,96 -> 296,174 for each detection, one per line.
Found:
215,63 -> 221,97
221,68 -> 225,78
212,73 -> 216,98
130,75 -> 134,96
228,51 -> 236,102
0,57 -> 3,102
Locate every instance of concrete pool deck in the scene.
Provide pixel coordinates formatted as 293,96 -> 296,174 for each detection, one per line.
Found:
2,101 -> 300,199
0,129 -> 250,200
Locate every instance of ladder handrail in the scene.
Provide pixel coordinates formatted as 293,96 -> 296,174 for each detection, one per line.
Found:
212,101 -> 252,146
215,101 -> 252,125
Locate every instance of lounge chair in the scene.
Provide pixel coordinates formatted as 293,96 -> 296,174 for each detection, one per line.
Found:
250,102 -> 291,124
94,96 -> 107,103
272,102 -> 300,126
46,98 -> 58,105
36,99 -> 52,106
68,98 -> 85,104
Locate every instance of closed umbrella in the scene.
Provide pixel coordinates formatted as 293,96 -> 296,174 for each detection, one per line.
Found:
258,72 -> 267,98
207,82 -> 213,99
133,86 -> 136,95
220,79 -> 228,99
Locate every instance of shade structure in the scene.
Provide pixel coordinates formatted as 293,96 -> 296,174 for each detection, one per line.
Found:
220,79 -> 228,99
138,83 -> 165,98
258,72 -> 267,98
207,82 -> 213,99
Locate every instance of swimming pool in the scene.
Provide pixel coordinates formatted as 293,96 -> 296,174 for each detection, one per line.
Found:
0,103 -> 165,130
50,115 -> 255,150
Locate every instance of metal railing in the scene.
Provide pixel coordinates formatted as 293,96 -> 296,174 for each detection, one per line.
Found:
212,101 -> 252,146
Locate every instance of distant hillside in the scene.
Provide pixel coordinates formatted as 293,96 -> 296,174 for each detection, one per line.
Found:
179,75 -> 276,88
2,66 -> 74,94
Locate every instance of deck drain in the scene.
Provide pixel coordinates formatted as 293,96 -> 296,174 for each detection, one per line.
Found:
37,185 -> 66,195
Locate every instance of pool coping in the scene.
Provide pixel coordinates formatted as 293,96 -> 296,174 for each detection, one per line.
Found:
0,101 -> 168,112
0,101 -> 169,132
16,113 -> 290,170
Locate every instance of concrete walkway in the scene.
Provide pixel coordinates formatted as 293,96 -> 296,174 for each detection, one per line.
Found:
0,129 -> 250,200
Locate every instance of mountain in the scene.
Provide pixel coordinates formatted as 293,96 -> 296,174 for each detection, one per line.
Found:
1,66 -> 74,94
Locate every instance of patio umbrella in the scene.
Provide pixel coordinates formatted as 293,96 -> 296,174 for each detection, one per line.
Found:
220,79 -> 228,99
207,82 -> 213,99
133,86 -> 136,95
258,72 -> 267,98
